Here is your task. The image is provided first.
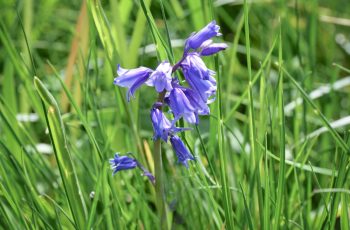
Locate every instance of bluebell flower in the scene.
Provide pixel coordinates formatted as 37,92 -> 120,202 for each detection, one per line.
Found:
184,70 -> 217,103
169,135 -> 195,167
110,153 -> 155,184
109,153 -> 137,174
151,106 -> 172,141
200,40 -> 228,56
114,65 -> 153,101
151,106 -> 190,141
182,88 -> 210,115
181,53 -> 215,80
165,86 -> 198,124
146,61 -> 173,93
185,20 -> 221,52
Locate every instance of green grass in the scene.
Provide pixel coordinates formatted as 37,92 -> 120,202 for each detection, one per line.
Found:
1,0 -> 350,229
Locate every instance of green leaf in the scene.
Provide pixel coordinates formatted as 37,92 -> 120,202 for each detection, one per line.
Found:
34,77 -> 87,229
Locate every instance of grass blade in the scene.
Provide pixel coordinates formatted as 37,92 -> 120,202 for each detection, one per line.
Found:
216,56 -> 234,229
282,67 -> 349,153
273,28 -> 286,229
240,183 -> 254,230
34,77 -> 87,229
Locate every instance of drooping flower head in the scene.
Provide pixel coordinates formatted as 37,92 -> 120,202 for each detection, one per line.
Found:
181,52 -> 215,80
151,105 -> 191,141
110,153 -> 155,184
185,20 -> 221,52
109,153 -> 137,174
170,135 -> 195,167
165,79 -> 215,124
165,85 -> 198,124
182,88 -> 210,115
199,40 -> 228,56
114,65 -> 153,101
146,61 -> 173,93
184,70 -> 217,103
180,53 -> 217,103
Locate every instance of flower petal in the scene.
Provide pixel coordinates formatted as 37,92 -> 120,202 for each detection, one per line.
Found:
151,106 -> 192,141
184,72 -> 217,103
185,20 -> 221,52
183,88 -> 210,115
165,87 -> 197,123
109,153 -> 137,175
109,153 -> 155,184
200,43 -> 228,56
181,53 -> 215,80
145,61 -> 173,93
127,74 -> 150,101
170,135 -> 195,167
151,107 -> 172,141
114,65 -> 153,101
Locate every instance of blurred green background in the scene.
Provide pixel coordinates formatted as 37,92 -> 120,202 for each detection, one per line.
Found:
1,0 -> 350,229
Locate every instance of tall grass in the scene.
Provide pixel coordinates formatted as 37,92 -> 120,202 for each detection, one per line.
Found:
1,0 -> 350,229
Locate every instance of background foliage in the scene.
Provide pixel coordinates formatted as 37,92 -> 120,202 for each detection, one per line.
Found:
1,0 -> 350,229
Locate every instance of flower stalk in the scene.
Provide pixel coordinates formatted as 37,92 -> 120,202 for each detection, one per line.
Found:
154,91 -> 168,229
154,134 -> 167,229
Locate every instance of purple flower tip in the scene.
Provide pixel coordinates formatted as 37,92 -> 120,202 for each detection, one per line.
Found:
109,153 -> 155,183
151,106 -> 191,141
114,65 -> 153,101
200,41 -> 228,56
185,20 -> 221,52
181,53 -> 216,80
165,87 -> 198,124
170,135 -> 195,168
109,153 -> 137,175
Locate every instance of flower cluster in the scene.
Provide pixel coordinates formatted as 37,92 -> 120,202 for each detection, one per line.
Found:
111,21 -> 227,179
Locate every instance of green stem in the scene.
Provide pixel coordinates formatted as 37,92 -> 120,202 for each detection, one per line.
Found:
154,91 -> 168,230
154,138 -> 167,229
